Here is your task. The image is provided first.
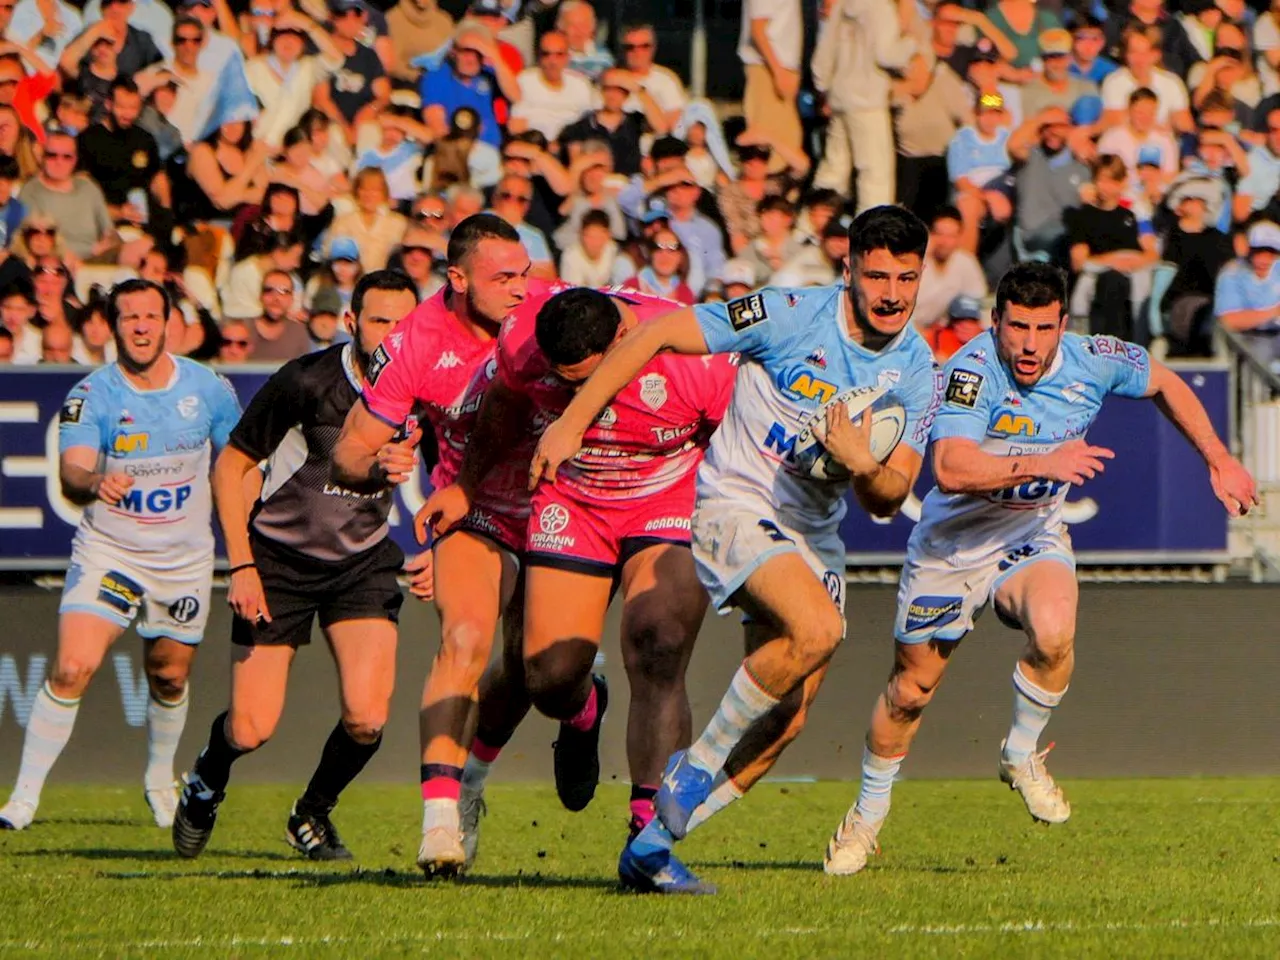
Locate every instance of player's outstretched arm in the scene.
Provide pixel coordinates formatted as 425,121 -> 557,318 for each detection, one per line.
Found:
1144,362 -> 1258,516
530,307 -> 710,485
333,399 -> 407,491
933,437 -> 1116,493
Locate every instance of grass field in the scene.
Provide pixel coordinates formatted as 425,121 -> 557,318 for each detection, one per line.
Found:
3,779 -> 1279,958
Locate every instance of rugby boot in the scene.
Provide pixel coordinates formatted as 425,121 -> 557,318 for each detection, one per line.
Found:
823,808 -> 881,876
0,799 -> 36,831
552,674 -> 609,812
172,772 -> 224,858
999,739 -> 1071,824
458,782 -> 487,871
655,750 -> 714,840
145,783 -> 178,828
417,824 -> 467,879
618,831 -> 716,895
286,802 -> 353,861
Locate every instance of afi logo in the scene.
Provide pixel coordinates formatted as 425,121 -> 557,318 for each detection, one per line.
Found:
113,432 -> 149,454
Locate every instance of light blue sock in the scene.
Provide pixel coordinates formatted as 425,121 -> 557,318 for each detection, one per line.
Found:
853,747 -> 904,825
1004,664 -> 1066,764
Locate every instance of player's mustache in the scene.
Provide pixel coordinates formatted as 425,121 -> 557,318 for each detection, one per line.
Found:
872,301 -> 905,315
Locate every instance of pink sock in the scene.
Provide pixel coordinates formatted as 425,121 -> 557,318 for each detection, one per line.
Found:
421,762 -> 462,801
629,797 -> 655,828
471,737 -> 502,763
566,683 -> 599,733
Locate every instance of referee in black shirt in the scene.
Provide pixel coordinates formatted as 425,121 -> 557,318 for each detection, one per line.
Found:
172,270 -> 433,860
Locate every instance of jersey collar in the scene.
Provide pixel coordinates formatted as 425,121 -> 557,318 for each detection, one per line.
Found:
114,353 -> 179,394
340,342 -> 362,391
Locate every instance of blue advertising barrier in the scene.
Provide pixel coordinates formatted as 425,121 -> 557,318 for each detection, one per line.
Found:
0,363 -> 1231,570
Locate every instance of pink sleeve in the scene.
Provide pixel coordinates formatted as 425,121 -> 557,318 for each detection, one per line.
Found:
362,321 -> 422,426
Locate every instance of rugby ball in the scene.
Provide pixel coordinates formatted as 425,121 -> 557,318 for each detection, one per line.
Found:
792,386 -> 908,482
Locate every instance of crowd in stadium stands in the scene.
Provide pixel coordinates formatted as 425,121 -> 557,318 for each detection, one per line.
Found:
0,0 -> 1277,370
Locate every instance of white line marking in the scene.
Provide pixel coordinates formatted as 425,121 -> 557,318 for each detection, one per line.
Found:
887,918 -> 1280,936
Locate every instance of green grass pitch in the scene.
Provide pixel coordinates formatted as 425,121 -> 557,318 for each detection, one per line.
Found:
3,780 -> 1278,958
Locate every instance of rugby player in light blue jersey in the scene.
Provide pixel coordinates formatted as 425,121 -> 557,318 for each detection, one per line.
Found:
531,206 -> 943,892
824,261 -> 1257,876
0,279 -> 241,832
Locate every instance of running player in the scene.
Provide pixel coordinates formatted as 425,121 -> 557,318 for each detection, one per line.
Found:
823,261 -> 1258,875
422,285 -> 736,879
532,205 -> 941,892
171,270 -> 430,861
0,279 -> 241,832
331,214 -> 533,877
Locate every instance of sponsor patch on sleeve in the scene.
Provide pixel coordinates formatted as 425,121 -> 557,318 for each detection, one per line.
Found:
60,396 -> 85,424
944,369 -> 983,409
366,344 -> 391,386
727,293 -> 769,332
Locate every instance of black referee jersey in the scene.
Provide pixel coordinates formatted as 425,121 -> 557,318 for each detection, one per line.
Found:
229,343 -> 420,563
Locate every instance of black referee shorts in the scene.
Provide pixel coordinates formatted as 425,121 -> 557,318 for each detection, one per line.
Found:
231,533 -> 405,648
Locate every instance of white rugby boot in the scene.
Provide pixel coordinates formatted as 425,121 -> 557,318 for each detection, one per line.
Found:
458,782 -> 486,871
0,799 -> 36,831
145,783 -> 178,828
823,808 -> 881,876
999,739 -> 1071,824
418,825 -> 466,878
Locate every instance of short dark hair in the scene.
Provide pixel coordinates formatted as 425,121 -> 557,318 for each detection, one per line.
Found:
802,187 -> 843,212
757,195 -> 795,217
107,278 -> 170,328
994,261 -> 1067,318
1072,13 -> 1105,31
930,204 -> 963,228
848,204 -> 928,261
535,287 -> 620,367
1129,86 -> 1158,106
0,155 -> 20,181
173,15 -> 204,39
282,124 -> 309,149
580,209 -> 612,232
351,269 -> 419,320
446,212 -> 522,267
110,76 -> 140,99
649,136 -> 689,163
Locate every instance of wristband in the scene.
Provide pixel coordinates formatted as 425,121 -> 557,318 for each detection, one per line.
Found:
228,562 -> 256,575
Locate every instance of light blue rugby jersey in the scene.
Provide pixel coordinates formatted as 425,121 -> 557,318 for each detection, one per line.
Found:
694,284 -> 941,531
58,356 -> 242,567
917,330 -> 1151,555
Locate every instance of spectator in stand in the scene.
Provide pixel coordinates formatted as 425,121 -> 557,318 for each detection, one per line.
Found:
1096,87 -> 1179,196
947,91 -> 1013,253
82,0 -> 173,57
738,0 -> 803,170
328,166 -> 408,271
1187,22 -> 1261,125
551,146 -> 626,252
445,181 -> 484,226
134,66 -> 185,161
557,0 -> 612,81
0,280 -> 39,363
0,41 -> 58,139
245,9 -> 343,149
419,24 -> 514,151
1235,106 -> 1280,222
1008,106 -> 1090,266
559,208 -> 617,286
155,15 -> 215,144
77,78 -> 170,229
406,191 -> 450,256
1257,0 -> 1280,98
221,226 -> 302,320
560,67 -> 668,175
304,236 -> 362,315
919,293 -> 986,361
464,0 -> 523,127
245,266 -> 311,361
1069,15 -> 1119,86
718,131 -> 807,256
33,256 -> 76,332
511,29 -> 593,148
771,212 -> 849,287
490,170 -> 555,277
313,0 -> 389,158
70,296 -> 116,365
216,317 -> 253,362
424,105 -> 502,191
742,195 -> 802,283
185,121 -> 269,226
1161,179 -> 1234,356
718,258 -> 755,301
64,0 -> 163,80
913,205 -> 987,330
40,321 -> 73,362
355,106 -> 431,203
1161,0 -> 1220,81
51,94 -> 91,136
963,37 -> 1023,127
0,156 -> 24,248
1103,0 -> 1168,60
0,104 -> 37,181
0,326 -> 11,361
619,23 -> 686,130
64,28 -> 121,123
394,223 -> 446,297
272,125 -> 341,219
1021,29 -> 1097,118
622,224 -> 695,303
9,215 -> 63,285
384,0 -> 454,85
646,164 -> 724,295
1214,219 -> 1280,363
305,285 -> 347,351
891,49 -> 973,223
1101,25 -> 1194,134
984,0 -> 1060,72
12,0 -> 84,62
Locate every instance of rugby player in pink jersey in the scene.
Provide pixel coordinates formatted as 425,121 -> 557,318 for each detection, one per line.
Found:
332,214 -> 536,877
421,286 -> 736,889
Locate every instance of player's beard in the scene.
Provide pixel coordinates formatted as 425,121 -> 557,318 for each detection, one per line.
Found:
116,330 -> 166,374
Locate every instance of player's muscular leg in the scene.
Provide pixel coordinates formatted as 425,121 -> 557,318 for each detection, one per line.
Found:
735,553 -> 846,698
327,619 -> 398,743
995,561 -> 1078,694
143,637 -> 198,703
522,566 -> 612,720
618,544 -> 705,786
49,613 -> 126,700
422,534 -> 513,766
868,640 -> 959,758
227,644 -> 296,751
474,583 -> 532,747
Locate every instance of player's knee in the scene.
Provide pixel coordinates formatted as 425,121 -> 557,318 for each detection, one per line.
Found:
147,669 -> 187,703
226,710 -> 277,752
51,653 -> 102,697
885,670 -> 939,723
523,648 -> 588,712
623,616 -> 691,687
1023,614 -> 1075,669
790,607 -> 845,672
439,618 -> 495,682
342,714 -> 385,745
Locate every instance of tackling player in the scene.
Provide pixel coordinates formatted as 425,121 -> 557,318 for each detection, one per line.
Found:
0,279 -> 241,832
532,206 -> 941,892
331,215 -> 533,877
171,271 -> 430,861
823,261 -> 1257,875
422,285 -> 736,879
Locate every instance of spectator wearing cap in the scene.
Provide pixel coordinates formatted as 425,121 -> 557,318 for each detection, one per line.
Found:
1214,220 -> 1280,363
719,129 -> 807,255
12,0 -> 83,62
619,23 -> 687,130
0,280 -> 39,363
305,235 -> 362,314
1187,22 -> 1261,123
305,283 -> 348,350
420,24 -> 511,151
1021,29 -> 1097,119
963,38 -> 1023,128
718,259 -> 755,301
1069,15 -> 1119,87
1007,106 -> 1088,266
913,205 -> 987,330
559,208 -> 618,287
738,0 -> 803,170
622,224 -> 696,303
1101,25 -> 1193,134
329,166 -> 409,271
355,105 -> 431,202
890,48 -> 972,224
560,67 -> 668,176
556,0 -> 612,82
609,204 -> 671,283
221,227 -> 302,320
1066,154 -> 1158,339
1162,0 -> 1220,81
809,0 -> 914,211
245,8 -> 344,148
919,294 -> 985,361
1160,180 -> 1234,356
77,77 -> 170,229
947,91 -> 1013,253
771,212 -> 849,287
385,0 -> 454,84
65,0 -> 163,80
1235,106 -> 1280,222
0,41 -> 58,142
511,30 -> 593,147
490,171 -> 555,278
1096,87 -> 1179,194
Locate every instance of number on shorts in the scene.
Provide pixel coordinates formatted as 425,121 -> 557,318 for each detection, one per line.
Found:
757,519 -> 793,544
998,543 -> 1044,572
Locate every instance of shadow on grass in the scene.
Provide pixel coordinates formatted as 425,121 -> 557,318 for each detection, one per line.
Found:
688,859 -> 824,872
94,865 -> 619,891
18,847 -> 296,863
40,817 -> 140,827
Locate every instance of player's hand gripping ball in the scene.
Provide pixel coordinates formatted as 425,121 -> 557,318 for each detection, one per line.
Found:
793,385 -> 907,481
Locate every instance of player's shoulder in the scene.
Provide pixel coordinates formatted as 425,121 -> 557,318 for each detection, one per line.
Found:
174,355 -> 238,395
720,282 -> 841,335
942,330 -> 1000,376
886,322 -> 938,371
940,331 -> 1002,406
1066,332 -> 1146,371
68,360 -> 118,397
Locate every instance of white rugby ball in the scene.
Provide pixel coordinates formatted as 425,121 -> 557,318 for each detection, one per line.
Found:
793,386 -> 908,481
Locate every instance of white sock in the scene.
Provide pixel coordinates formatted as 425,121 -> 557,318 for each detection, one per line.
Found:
460,754 -> 492,792
685,774 -> 744,833
1004,664 -> 1066,764
854,747 -> 904,825
687,664 -> 780,775
9,683 -> 80,809
144,688 -> 189,791
422,797 -> 459,833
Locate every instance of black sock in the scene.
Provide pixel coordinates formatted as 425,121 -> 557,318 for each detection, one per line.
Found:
298,722 -> 382,816
192,711 -> 246,793
630,783 -> 658,804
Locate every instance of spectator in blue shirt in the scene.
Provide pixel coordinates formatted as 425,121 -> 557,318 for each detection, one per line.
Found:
419,23 -> 520,150
1215,220 -> 1280,345
1235,106 -> 1280,223
650,164 -> 725,296
948,91 -> 1013,253
1069,16 -> 1119,86
0,156 -> 26,249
